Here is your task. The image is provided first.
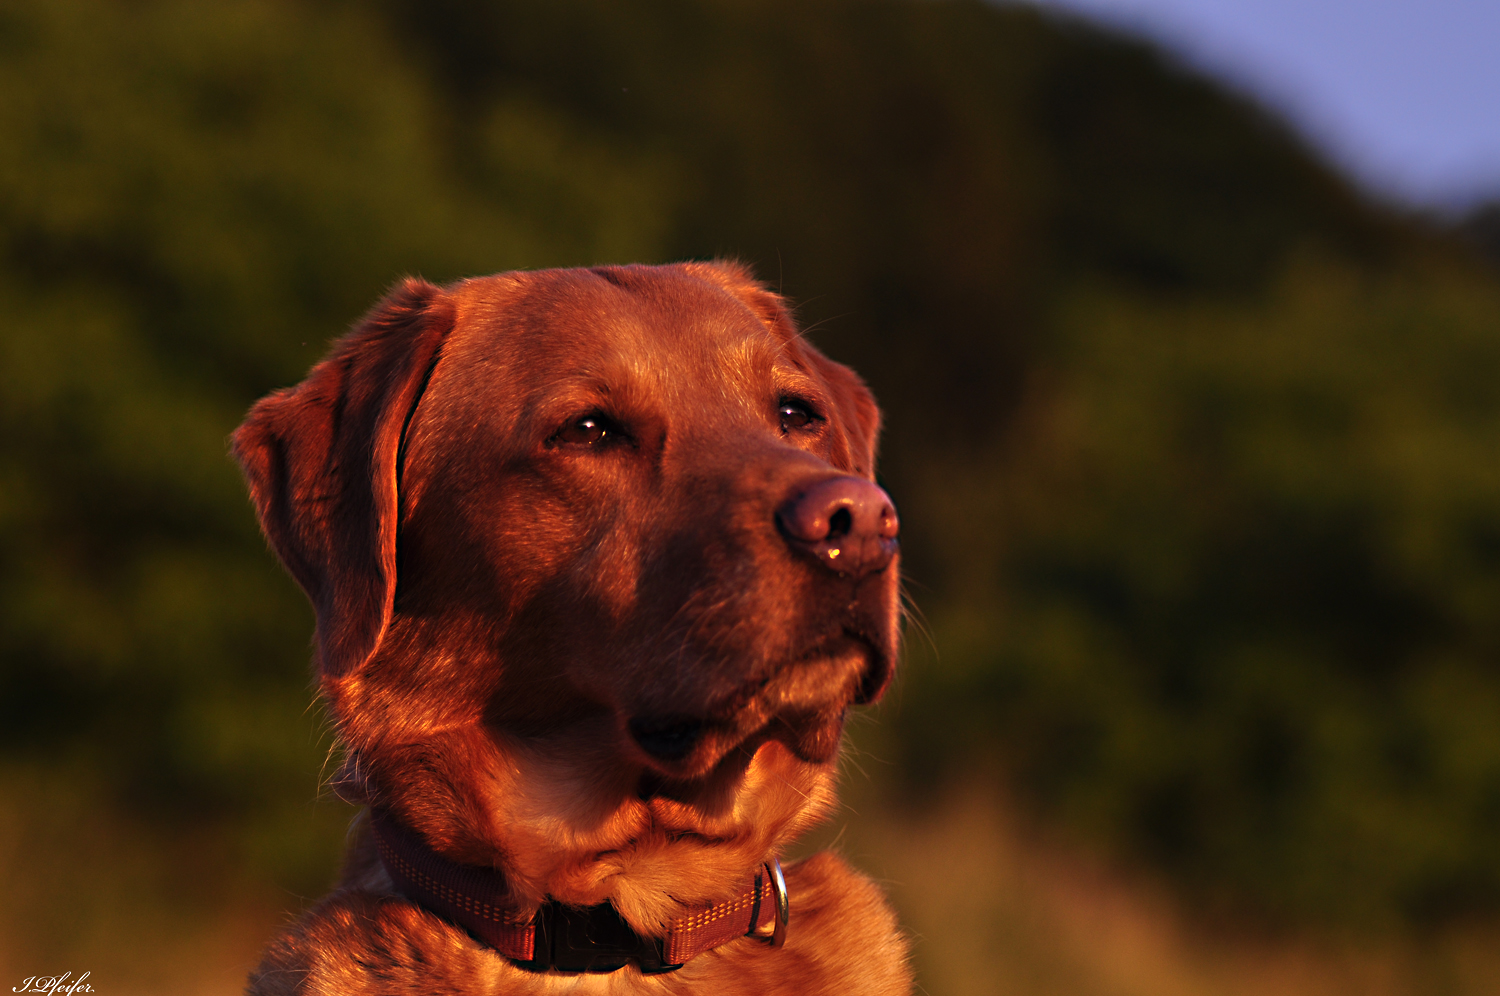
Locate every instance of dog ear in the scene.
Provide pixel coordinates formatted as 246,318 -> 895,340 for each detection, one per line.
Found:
231,278 -> 453,680
811,356 -> 882,479
687,259 -> 883,478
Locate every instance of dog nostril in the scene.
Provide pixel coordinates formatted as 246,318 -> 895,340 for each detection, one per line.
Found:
778,476 -> 899,577
628,716 -> 706,762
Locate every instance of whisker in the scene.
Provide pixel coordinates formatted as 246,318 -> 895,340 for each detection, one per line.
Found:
898,585 -> 937,659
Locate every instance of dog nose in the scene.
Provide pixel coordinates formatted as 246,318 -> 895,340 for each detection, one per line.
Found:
777,476 -> 899,577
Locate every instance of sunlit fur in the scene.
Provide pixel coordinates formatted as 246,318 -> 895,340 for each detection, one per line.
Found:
233,262 -> 911,994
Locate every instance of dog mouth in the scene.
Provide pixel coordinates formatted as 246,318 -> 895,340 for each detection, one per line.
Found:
631,712 -> 845,808
629,706 -> 847,768
627,715 -> 708,762
626,629 -> 880,777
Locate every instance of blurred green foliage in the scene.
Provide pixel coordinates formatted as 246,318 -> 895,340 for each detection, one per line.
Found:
900,257 -> 1500,927
1,0 -> 1496,932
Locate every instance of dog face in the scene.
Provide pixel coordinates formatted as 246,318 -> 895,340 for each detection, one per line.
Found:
234,262 -> 899,923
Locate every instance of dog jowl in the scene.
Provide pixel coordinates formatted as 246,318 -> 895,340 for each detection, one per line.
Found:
232,262 -> 911,994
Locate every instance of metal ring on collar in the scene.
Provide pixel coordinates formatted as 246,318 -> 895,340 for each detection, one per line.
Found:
765,858 -> 789,948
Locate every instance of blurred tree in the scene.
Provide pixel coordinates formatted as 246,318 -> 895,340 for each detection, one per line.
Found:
1460,201 -> 1500,266
900,254 -> 1500,927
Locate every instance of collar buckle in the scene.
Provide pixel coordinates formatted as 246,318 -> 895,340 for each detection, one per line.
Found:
510,901 -> 683,974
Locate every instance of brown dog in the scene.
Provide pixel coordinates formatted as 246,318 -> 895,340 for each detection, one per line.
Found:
232,262 -> 911,994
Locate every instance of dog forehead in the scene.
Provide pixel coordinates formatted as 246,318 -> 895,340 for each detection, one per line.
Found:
437,266 -> 800,409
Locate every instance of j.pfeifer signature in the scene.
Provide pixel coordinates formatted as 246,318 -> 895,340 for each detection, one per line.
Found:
12,973 -> 92,994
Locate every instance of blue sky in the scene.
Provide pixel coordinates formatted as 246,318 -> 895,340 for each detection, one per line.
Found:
1022,0 -> 1500,210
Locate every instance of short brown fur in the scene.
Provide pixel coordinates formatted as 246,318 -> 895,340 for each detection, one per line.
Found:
233,262 -> 911,994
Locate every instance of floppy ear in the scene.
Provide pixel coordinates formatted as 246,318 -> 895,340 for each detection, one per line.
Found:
231,278 -> 453,680
686,259 -> 883,477
810,356 -> 882,479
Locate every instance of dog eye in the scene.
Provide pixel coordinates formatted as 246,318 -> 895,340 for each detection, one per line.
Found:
778,399 -> 820,433
551,414 -> 614,448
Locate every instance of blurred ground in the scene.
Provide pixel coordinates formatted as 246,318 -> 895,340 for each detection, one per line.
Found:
7,774 -> 1500,995
859,790 -> 1500,996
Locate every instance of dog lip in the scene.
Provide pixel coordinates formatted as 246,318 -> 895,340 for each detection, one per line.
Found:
634,725 -> 773,799
841,627 -> 892,704
628,632 -> 885,775
627,714 -> 709,761
781,627 -> 885,707
701,629 -> 880,723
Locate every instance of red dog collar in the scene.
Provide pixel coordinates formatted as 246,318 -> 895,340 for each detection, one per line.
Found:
370,809 -> 788,973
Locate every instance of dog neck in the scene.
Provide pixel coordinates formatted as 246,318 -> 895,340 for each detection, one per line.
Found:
369,808 -> 789,974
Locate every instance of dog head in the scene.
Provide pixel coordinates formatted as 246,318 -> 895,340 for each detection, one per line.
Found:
233,262 -> 899,922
